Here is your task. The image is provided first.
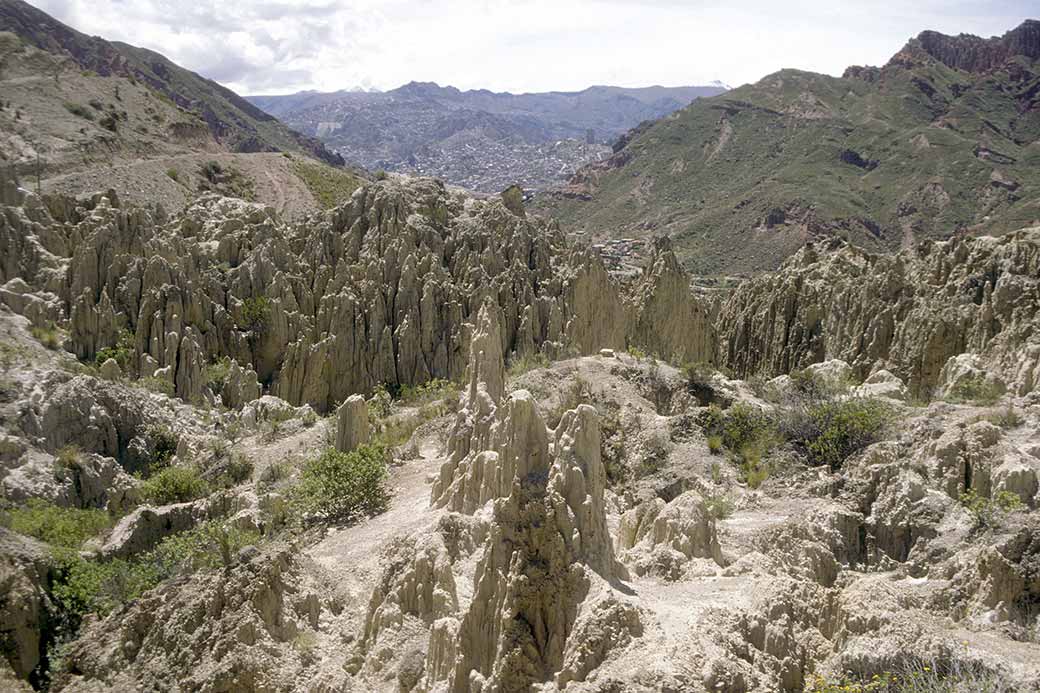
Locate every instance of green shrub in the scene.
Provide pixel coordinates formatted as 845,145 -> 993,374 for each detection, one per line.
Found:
239,296 -> 271,334
506,352 -> 550,378
798,397 -> 892,470
64,101 -> 94,120
204,357 -> 231,394
146,424 -> 178,470
30,322 -> 61,350
701,490 -> 734,521
599,406 -> 626,486
54,444 -> 81,470
944,376 -> 1004,405
978,404 -> 1023,429
223,453 -> 254,485
706,434 -> 723,455
137,376 -> 174,397
151,520 -> 259,572
49,520 -> 260,625
804,659 -> 1012,692
165,167 -> 180,182
99,111 -> 118,132
94,329 -> 135,369
293,444 -> 390,523
4,500 -> 110,548
960,488 -> 1024,530
140,465 -> 207,505
697,402 -> 777,455
367,383 -> 393,419
399,378 -> 458,406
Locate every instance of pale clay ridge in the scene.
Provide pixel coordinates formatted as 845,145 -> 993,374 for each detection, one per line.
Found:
1,177 -> 1040,691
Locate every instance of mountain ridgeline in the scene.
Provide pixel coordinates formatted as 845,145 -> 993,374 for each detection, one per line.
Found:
539,20 -> 1040,275
247,82 -> 728,192
0,0 -> 342,166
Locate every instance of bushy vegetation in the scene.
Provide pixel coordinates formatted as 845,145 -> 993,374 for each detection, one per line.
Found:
49,520 -> 260,628
204,357 -> 231,394
64,101 -> 94,120
292,444 -> 390,523
197,160 -> 256,200
398,378 -> 458,407
804,660 -> 1013,692
140,465 -> 207,505
697,376 -> 893,485
30,322 -> 61,350
701,490 -> 735,521
136,376 -> 174,397
698,403 -> 771,454
959,489 -> 1024,531
3,500 -> 111,548
506,352 -> 550,378
238,296 -> 271,334
793,397 -> 893,471
94,329 -> 135,369
944,376 -> 1004,406
367,383 -> 394,419
146,424 -> 179,470
54,444 -> 81,470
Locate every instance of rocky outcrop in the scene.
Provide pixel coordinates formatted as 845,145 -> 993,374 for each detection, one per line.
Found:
220,359 -> 261,409
334,395 -> 371,454
617,491 -> 724,578
630,237 -> 715,364
900,20 -> 1040,74
56,549 -> 334,692
0,529 -> 50,685
718,231 -> 1040,397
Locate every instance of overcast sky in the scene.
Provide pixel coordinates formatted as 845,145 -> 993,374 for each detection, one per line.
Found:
32,0 -> 1036,95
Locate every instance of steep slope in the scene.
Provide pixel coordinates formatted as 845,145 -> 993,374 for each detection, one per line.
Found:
539,20 -> 1040,276
0,0 -> 342,166
248,82 -> 727,192
0,0 -> 362,217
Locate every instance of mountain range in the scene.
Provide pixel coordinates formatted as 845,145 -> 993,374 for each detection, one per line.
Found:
247,82 -> 728,192
538,20 -> 1040,275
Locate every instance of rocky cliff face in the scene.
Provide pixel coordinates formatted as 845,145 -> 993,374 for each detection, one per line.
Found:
902,20 -> 1040,73
0,178 -> 719,416
717,231 -> 1040,398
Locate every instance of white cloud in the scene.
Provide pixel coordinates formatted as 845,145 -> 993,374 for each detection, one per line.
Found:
30,0 -> 1036,95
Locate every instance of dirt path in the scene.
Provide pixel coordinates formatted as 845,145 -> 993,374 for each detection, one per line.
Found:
306,440 -> 445,603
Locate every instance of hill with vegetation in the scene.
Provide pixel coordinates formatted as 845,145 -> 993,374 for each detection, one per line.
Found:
538,20 -> 1040,276
0,0 -> 359,216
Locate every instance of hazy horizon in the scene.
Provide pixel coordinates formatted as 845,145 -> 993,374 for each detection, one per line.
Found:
31,0 -> 1037,96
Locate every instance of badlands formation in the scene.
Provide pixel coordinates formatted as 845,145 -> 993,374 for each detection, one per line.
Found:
0,176 -> 1039,692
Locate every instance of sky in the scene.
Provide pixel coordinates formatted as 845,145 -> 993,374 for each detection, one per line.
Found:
31,0 -> 1037,96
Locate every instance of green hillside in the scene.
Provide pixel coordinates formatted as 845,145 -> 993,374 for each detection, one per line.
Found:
539,21 -> 1040,275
